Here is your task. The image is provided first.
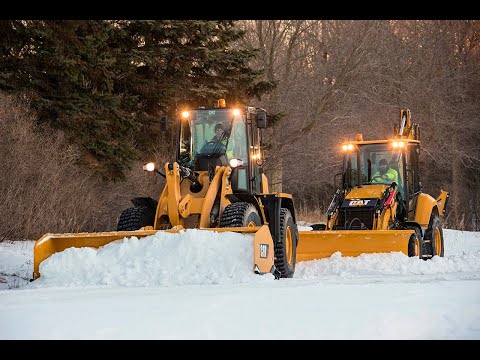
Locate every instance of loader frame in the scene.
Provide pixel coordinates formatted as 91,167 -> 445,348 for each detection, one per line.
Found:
32,101 -> 299,280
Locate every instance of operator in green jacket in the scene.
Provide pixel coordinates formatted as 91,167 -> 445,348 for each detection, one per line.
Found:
372,158 -> 398,184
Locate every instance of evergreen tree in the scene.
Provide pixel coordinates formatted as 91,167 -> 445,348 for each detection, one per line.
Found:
0,20 -> 273,180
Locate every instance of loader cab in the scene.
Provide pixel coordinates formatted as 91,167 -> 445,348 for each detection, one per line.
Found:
341,139 -> 422,214
342,141 -> 407,199
177,103 -> 267,195
177,107 -> 237,170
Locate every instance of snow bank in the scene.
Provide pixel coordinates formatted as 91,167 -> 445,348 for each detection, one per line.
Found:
0,241 -> 34,289
297,225 -> 313,231
22,228 -> 480,289
294,249 -> 480,280
295,229 -> 480,281
443,229 -> 480,256
31,229 -> 274,288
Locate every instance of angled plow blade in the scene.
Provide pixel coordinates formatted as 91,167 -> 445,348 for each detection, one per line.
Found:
296,229 -> 415,262
32,225 -> 275,280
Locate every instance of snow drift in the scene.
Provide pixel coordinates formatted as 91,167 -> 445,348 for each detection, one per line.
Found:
28,228 -> 480,288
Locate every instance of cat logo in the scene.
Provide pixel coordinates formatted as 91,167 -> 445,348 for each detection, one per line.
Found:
349,200 -> 371,206
260,244 -> 269,258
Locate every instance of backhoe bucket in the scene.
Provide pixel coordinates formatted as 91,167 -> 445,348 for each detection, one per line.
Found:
296,229 -> 415,262
32,225 -> 275,280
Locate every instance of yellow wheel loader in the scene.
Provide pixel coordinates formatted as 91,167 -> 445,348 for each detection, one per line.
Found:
297,110 -> 449,261
32,100 -> 298,280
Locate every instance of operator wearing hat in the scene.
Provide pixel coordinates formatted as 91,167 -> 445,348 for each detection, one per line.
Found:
372,158 -> 397,183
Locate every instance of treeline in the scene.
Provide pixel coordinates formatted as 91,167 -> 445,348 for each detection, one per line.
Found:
0,20 -> 479,241
0,20 -> 273,180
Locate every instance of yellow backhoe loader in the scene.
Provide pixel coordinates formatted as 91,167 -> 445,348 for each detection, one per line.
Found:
297,110 -> 449,261
32,100 -> 298,280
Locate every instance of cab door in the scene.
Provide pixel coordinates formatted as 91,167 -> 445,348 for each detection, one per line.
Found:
406,143 -> 422,220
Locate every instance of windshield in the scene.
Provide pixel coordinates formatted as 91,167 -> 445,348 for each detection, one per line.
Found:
344,143 -> 405,196
178,108 -> 244,165
226,119 -> 248,162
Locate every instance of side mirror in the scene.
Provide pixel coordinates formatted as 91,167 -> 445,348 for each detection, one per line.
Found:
160,116 -> 168,131
257,110 -> 267,129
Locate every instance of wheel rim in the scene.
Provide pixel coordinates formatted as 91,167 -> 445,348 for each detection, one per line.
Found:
414,237 -> 420,257
247,221 -> 257,227
435,228 -> 442,255
285,226 -> 293,264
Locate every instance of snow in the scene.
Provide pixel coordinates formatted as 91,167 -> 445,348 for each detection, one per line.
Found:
0,240 -> 34,290
0,228 -> 479,339
33,229 -> 270,288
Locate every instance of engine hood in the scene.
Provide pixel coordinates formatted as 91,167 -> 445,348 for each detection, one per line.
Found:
345,184 -> 388,199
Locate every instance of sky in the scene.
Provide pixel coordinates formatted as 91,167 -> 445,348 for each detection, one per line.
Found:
0,226 -> 479,340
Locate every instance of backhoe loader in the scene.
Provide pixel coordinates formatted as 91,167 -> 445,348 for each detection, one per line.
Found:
297,110 -> 449,261
32,100 -> 298,280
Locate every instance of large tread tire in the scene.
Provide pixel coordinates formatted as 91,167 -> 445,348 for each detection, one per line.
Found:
117,207 -> 155,231
311,223 -> 326,230
407,227 -> 427,259
274,208 -> 297,278
219,202 -> 262,227
426,212 -> 444,257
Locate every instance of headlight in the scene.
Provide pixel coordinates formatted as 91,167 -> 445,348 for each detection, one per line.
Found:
229,158 -> 244,168
143,162 -> 156,172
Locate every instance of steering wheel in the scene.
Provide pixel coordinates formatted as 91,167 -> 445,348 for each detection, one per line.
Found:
201,140 -> 226,154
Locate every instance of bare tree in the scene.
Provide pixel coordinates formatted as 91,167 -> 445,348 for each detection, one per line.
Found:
238,20 -> 480,229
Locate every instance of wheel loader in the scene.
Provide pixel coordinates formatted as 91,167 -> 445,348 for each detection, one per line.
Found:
32,100 -> 298,280
297,110 -> 449,261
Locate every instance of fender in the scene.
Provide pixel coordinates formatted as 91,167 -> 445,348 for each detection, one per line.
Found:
257,193 -> 297,244
414,193 -> 438,227
436,190 -> 449,217
278,195 -> 296,224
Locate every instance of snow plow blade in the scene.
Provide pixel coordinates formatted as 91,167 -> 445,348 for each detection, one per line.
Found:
296,229 -> 415,262
32,225 -> 275,280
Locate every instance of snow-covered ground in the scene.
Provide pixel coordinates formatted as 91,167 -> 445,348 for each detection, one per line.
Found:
1,228 -> 479,339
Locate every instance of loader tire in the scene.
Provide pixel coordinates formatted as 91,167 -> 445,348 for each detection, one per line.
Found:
426,213 -> 444,257
219,202 -> 262,228
117,207 -> 155,231
407,227 -> 427,259
274,208 -> 297,278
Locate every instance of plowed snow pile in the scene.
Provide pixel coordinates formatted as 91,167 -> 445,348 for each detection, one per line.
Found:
32,229 -> 273,287
29,229 -> 480,288
295,229 -> 480,281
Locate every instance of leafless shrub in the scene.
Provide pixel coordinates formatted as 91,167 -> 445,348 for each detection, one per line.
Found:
0,93 -> 167,241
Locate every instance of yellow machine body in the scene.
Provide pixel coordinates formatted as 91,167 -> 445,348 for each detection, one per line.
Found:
154,163 -> 233,229
297,109 -> 449,262
33,102 -> 298,280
